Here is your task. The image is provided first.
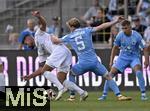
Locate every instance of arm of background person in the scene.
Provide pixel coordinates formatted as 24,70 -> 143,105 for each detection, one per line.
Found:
136,0 -> 143,15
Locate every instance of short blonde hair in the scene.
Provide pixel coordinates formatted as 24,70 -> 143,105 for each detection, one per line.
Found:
66,18 -> 80,28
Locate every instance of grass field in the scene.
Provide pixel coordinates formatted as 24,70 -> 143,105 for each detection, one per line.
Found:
51,91 -> 150,111
0,91 -> 149,111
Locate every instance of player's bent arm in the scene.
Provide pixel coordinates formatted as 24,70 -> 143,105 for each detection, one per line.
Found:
51,35 -> 62,44
37,15 -> 47,31
143,47 -> 149,68
32,11 -> 46,31
110,45 -> 119,65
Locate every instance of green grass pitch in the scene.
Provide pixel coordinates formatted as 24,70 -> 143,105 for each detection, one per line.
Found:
51,91 -> 150,111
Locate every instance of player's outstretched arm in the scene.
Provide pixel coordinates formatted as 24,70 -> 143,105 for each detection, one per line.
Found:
31,11 -> 46,31
93,16 -> 124,32
22,67 -> 43,80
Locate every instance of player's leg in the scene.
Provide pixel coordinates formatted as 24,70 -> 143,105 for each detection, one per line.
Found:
0,63 -> 5,100
63,71 -> 88,101
98,67 -> 118,100
62,65 -> 88,101
0,73 -> 5,92
42,48 -> 71,100
0,73 -> 5,100
100,57 -> 133,100
58,66 -> 76,101
54,71 -> 68,100
131,59 -> 148,100
95,61 -> 131,101
56,48 -> 76,101
67,73 -> 76,101
42,64 -> 64,90
94,59 -> 120,100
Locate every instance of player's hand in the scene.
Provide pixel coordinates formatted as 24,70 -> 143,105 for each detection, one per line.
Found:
31,11 -> 40,17
22,75 -> 31,81
116,16 -> 124,23
51,35 -> 61,44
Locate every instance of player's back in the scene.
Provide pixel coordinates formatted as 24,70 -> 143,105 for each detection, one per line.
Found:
65,27 -> 97,61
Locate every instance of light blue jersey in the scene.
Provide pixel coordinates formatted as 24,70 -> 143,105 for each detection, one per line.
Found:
62,27 -> 97,60
113,30 -> 147,72
99,30 -> 147,98
61,27 -> 107,76
114,30 -> 147,60
64,27 -> 121,97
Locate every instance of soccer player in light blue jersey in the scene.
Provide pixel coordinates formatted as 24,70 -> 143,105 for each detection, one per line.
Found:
52,17 -> 132,101
98,20 -> 149,101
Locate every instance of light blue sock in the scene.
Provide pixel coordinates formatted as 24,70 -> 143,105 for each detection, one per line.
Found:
102,80 -> 109,96
107,79 -> 121,96
136,70 -> 145,93
102,74 -> 120,97
69,73 -> 76,96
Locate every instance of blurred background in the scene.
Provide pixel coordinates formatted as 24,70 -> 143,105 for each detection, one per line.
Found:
0,0 -> 149,90
0,0 -> 149,50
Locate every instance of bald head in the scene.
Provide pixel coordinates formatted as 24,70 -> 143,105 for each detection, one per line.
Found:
27,19 -> 35,31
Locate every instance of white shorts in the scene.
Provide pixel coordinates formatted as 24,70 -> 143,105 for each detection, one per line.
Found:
46,45 -> 72,73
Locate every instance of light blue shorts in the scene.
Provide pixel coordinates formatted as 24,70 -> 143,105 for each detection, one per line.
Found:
113,57 -> 141,72
71,59 -> 108,76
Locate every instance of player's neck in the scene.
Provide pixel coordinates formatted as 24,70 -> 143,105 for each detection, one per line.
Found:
124,31 -> 132,37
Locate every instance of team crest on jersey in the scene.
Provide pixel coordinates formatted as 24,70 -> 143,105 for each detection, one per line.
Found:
131,39 -> 136,45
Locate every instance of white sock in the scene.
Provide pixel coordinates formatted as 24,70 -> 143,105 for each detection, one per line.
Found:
63,80 -> 84,95
117,94 -> 122,97
141,93 -> 146,96
43,71 -> 63,91
0,73 -> 5,92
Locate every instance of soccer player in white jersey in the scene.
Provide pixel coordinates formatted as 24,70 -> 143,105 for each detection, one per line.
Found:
23,11 -> 88,101
0,58 -> 5,100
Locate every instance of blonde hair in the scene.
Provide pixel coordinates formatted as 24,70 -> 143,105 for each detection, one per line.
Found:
67,18 -> 80,28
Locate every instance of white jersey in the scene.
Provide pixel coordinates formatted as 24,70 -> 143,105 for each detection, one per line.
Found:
35,28 -> 67,61
35,28 -> 72,73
